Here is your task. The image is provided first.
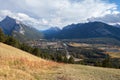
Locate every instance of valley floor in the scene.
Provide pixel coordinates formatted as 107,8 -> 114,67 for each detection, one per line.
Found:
0,43 -> 120,80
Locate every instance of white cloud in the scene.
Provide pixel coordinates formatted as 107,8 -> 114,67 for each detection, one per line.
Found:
88,12 -> 120,24
0,0 -> 119,30
0,10 -> 50,30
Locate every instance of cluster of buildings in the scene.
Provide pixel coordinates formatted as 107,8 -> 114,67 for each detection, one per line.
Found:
26,39 -> 64,50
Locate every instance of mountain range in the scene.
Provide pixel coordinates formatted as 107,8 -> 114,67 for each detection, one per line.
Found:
43,22 -> 120,40
0,16 -> 43,41
1,16 -> 120,42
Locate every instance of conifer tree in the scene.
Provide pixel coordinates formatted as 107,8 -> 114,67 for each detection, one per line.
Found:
0,28 -> 5,42
68,56 -> 74,64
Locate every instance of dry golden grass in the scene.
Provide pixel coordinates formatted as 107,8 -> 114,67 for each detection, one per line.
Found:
0,43 -> 45,61
58,64 -> 120,80
0,42 -> 120,80
0,43 -> 60,80
106,52 -> 120,58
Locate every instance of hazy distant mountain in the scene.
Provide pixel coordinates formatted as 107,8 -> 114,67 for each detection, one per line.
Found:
43,22 -> 120,40
43,27 -> 61,39
0,16 -> 43,41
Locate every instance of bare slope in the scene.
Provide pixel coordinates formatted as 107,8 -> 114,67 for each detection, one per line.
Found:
0,43 -> 120,80
0,43 -> 59,80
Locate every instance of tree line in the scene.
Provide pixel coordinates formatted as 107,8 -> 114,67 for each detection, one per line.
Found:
0,28 -> 74,64
0,28 -> 120,68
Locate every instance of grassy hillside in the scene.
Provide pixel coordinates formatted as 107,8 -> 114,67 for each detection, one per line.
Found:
0,43 -> 120,80
0,43 -> 59,80
106,52 -> 120,58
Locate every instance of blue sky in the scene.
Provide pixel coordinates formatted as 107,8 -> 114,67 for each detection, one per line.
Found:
0,0 -> 120,30
109,0 -> 120,10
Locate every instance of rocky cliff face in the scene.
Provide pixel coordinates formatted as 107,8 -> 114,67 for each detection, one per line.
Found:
0,16 -> 43,41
